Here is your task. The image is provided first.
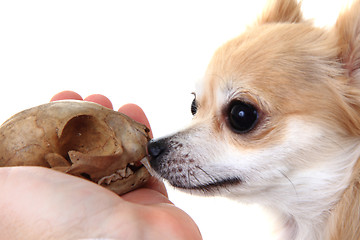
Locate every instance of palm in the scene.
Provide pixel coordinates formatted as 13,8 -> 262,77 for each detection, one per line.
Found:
0,91 -> 201,240
1,167 -> 199,239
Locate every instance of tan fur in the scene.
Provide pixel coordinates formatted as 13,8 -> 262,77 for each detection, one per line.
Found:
327,157 -> 360,240
258,0 -> 303,24
211,0 -> 360,237
325,2 -> 360,238
149,1 -> 360,239
204,22 -> 358,149
336,0 -> 360,83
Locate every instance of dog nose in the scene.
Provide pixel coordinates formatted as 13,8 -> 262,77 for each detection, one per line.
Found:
147,138 -> 167,158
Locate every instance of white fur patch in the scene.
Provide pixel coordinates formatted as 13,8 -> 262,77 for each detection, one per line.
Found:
153,118 -> 360,239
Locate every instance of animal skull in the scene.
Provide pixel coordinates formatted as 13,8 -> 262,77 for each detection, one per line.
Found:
0,100 -> 151,195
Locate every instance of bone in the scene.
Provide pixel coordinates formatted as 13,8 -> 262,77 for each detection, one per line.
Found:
0,100 -> 152,195
140,157 -> 156,176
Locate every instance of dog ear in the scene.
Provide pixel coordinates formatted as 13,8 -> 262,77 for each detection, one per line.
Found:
335,0 -> 360,84
334,0 -> 360,136
258,0 -> 303,24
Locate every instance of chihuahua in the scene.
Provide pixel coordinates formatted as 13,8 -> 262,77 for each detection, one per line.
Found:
147,0 -> 360,239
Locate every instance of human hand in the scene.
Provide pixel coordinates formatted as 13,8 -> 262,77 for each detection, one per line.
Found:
0,91 -> 202,240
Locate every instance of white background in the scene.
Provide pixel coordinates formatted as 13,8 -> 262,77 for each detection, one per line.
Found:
0,1 -> 349,239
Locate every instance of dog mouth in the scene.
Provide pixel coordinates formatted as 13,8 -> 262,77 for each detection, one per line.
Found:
193,177 -> 242,190
147,137 -> 243,192
168,174 -> 242,192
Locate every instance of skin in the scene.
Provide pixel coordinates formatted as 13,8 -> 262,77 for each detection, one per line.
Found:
0,91 -> 202,240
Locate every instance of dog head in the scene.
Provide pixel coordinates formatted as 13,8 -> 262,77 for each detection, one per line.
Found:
148,0 -> 360,206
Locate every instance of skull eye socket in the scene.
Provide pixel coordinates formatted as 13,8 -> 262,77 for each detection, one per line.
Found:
227,100 -> 258,133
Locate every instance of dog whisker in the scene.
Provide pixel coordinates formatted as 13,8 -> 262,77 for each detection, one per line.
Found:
194,165 -> 223,194
278,170 -> 298,198
195,165 -> 217,183
190,171 -> 206,192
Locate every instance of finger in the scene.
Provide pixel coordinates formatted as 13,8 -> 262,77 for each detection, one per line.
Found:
132,203 -> 202,240
84,94 -> 113,109
50,91 -> 83,102
143,177 -> 168,197
121,188 -> 172,205
118,103 -> 153,138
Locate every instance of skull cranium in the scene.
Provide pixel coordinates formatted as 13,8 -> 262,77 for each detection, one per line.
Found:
0,100 -> 151,195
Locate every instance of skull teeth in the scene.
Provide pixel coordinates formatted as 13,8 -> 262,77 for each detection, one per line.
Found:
117,168 -> 126,177
126,167 -> 133,177
97,166 -> 134,186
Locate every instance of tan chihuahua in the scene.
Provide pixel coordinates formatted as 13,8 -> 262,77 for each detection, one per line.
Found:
147,0 -> 360,239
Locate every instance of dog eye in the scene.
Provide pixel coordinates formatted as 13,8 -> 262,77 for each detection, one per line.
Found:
191,93 -> 198,115
227,101 -> 258,133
